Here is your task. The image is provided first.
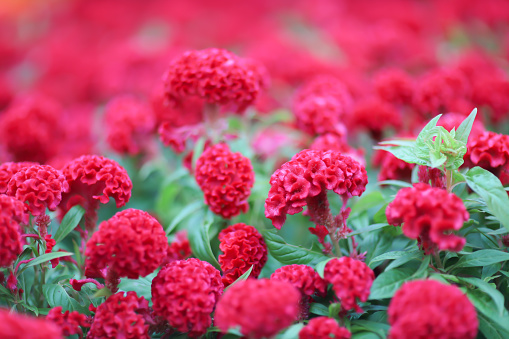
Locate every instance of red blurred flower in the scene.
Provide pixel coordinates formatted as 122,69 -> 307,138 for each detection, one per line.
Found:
294,76 -> 353,114
374,68 -> 414,105
373,150 -> 415,182
158,123 -> 204,154
465,131 -> 509,184
164,230 -> 192,265
195,143 -> 254,219
46,306 -> 90,338
151,258 -> 223,338
6,165 -> 69,216
219,223 -> 268,287
388,280 -> 478,339
310,133 -> 365,166
350,97 -> 401,140
417,166 -> 446,189
386,183 -> 469,253
151,83 -> 203,128
0,162 -> 38,194
323,257 -> 375,313
299,316 -> 351,339
214,279 -> 300,339
87,292 -> 150,339
293,94 -> 347,136
0,214 -> 22,267
0,308 -> 62,339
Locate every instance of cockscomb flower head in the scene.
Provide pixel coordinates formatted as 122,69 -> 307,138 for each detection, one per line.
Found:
465,131 -> 509,184
195,143 -> 254,219
6,164 -> 68,216
46,306 -> 90,338
85,209 -> 167,280
323,257 -> 375,313
265,149 -> 368,229
350,98 -> 401,140
0,214 -> 23,267
0,308 -> 62,339
386,183 -> 469,253
87,292 -> 150,339
151,258 -> 223,338
214,279 -> 300,339
0,162 -> 38,193
294,76 -> 353,114
219,223 -> 268,286
373,150 -> 415,182
310,133 -> 365,166
388,280 -> 478,339
0,193 -> 28,224
374,68 -> 414,105
164,230 -> 192,265
293,94 -> 346,136
299,316 -> 351,339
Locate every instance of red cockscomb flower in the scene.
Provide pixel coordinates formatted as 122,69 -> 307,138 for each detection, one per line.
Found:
195,143 -> 254,219
373,150 -> 415,182
294,76 -> 353,114
214,279 -> 300,339
310,133 -> 365,166
465,131 -> 509,184
386,183 -> 469,253
0,215 -> 22,267
87,292 -> 150,339
299,316 -> 351,339
0,162 -> 38,193
164,230 -> 192,265
151,258 -> 223,338
265,149 -> 368,229
350,98 -> 401,140
388,280 -> 478,339
323,257 -> 375,313
374,68 -> 414,105
46,306 -> 90,338
85,209 -> 167,281
6,165 -> 69,216
293,94 -> 346,136
0,308 -> 62,339
219,223 -> 268,287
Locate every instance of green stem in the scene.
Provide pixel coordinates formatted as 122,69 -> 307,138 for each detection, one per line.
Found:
445,169 -> 454,193
433,252 -> 443,270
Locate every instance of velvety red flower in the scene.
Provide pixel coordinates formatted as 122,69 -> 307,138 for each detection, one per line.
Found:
219,223 -> 268,286
214,279 -> 300,339
85,209 -> 167,280
0,162 -> 38,193
195,143 -> 254,219
386,183 -> 469,253
164,230 -> 192,265
104,95 -> 155,155
309,133 -> 364,163
373,150 -> 415,182
0,215 -> 22,267
163,48 -> 262,112
465,131 -> 509,184
0,308 -> 62,339
299,316 -> 351,339
0,193 -> 28,224
158,123 -> 204,154
6,164 -> 69,216
350,98 -> 401,140
388,280 -> 478,339
87,292 -> 150,339
265,149 -> 368,229
151,83 -> 203,128
323,257 -> 375,313
46,306 -> 90,338
417,166 -> 446,189
294,76 -> 353,115
374,68 -> 414,105
151,258 -> 224,338
293,94 -> 347,136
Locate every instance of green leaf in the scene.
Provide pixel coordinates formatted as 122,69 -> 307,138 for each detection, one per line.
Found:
278,324 -> 305,339
455,108 -> 477,144
369,251 -> 411,266
224,266 -> 253,292
329,303 -> 342,318
373,203 -> 389,224
376,180 -> 413,188
415,114 -> 442,149
467,289 -> 509,333
53,205 -> 85,243
262,230 -> 328,266
451,249 -> 509,269
315,258 -> 335,278
479,313 -> 509,339
93,287 -> 113,298
0,283 -> 11,297
188,209 -> 221,269
43,284 -> 74,311
459,277 -> 505,315
350,192 -> 386,216
464,167 -> 509,231
348,223 -> 390,237
369,268 -> 414,300
18,252 -> 73,275
309,303 -> 329,316
191,136 -> 207,170
166,200 -> 204,235
372,146 -> 428,166
385,250 -> 422,271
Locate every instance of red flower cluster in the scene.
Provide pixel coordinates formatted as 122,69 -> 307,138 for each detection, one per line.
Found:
465,131 -> 509,184
164,230 -> 192,265
85,209 -> 167,279
104,95 -> 155,155
0,308 -> 62,339
163,48 -> 263,112
374,68 -> 414,105
219,223 -> 268,286
46,306 -> 90,338
0,194 -> 28,267
373,150 -> 415,182
0,162 -> 38,193
6,164 -> 69,216
151,258 -> 223,338
195,143 -> 254,219
388,280 -> 478,339
350,98 -> 401,140
386,183 -> 469,253
87,292 -> 150,339
417,166 -> 446,189
310,133 -> 365,166
265,149 -> 368,229
323,257 -> 375,313
214,279 -> 300,339
299,316 -> 351,339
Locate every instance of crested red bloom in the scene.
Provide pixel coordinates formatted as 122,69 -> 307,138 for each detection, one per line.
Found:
158,123 -> 204,154
85,209 -> 167,280
293,94 -> 347,136
465,131 -> 509,184
87,292 -> 150,339
0,162 -> 38,193
219,223 -> 268,286
0,308 -> 62,339
6,165 -> 69,216
417,166 -> 446,189
265,149 -> 368,229
151,83 -> 204,128
294,76 -> 353,114
323,257 -> 375,313
46,306 -> 90,338
104,95 -> 156,155
388,280 -> 478,339
151,258 -> 224,338
386,183 -> 469,253
299,316 -> 351,339
214,279 -> 300,339
374,68 -> 414,105
195,143 -> 254,219
0,213 -> 23,267
164,230 -> 192,265
350,98 -> 401,140
373,150 -> 415,182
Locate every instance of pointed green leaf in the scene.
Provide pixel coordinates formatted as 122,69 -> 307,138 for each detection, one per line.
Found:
451,249 -> 509,269
459,277 -> 505,316
188,209 -> 221,269
224,266 -> 253,292
455,108 -> 478,144
262,230 -> 328,266
53,205 -> 85,243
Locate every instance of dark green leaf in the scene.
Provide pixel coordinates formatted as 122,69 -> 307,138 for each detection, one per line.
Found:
459,277 -> 505,315
166,200 -> 204,235
385,250 -> 422,271
53,205 -> 85,243
479,313 -> 509,339
188,210 -> 221,269
19,252 -> 73,275
329,303 -> 342,318
369,251 -> 410,266
315,258 -> 334,278
262,230 -> 328,266
376,180 -> 413,188
452,249 -> 509,269
309,303 -> 329,316
369,268 -> 414,300
455,108 -> 477,144
348,223 -> 390,237
467,289 -> 509,333
43,284 -> 74,311
373,203 -> 389,224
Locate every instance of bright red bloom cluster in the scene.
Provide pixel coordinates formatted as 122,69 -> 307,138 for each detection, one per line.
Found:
0,308 -> 62,339
164,230 -> 192,265
350,98 -> 401,140
465,131 -> 509,184
271,264 -> 327,299
299,316 -> 351,339
265,149 -> 368,229
388,280 -> 478,339
310,133 -> 365,166
0,194 -> 28,267
374,68 -> 414,105
195,143 -> 254,218
323,257 -> 375,313
46,306 -> 90,338
417,166 -> 446,189
163,48 -> 262,112
104,95 -> 155,155
219,223 -> 268,286
374,150 -> 415,182
87,292 -> 150,339
0,162 -> 38,193
214,279 -> 300,339
85,209 -> 167,279
6,164 -> 69,216
386,183 -> 469,253
151,258 -> 223,338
